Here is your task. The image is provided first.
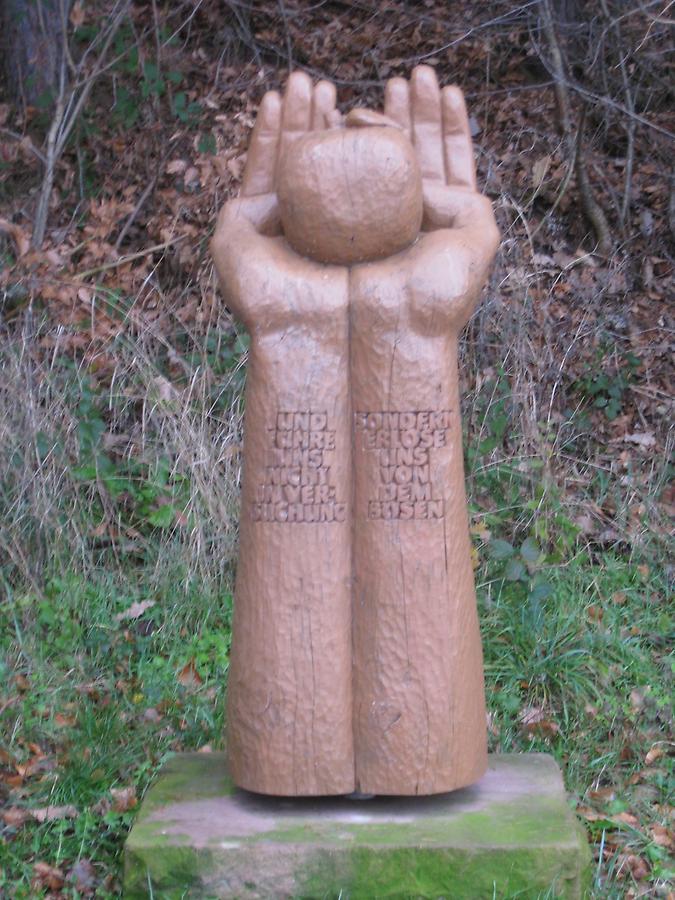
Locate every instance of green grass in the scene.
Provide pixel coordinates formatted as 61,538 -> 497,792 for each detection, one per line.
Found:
2,541 -> 671,896
0,571 -> 232,898
0,329 -> 672,898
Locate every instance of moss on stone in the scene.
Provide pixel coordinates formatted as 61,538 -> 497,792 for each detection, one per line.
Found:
139,753 -> 234,815
246,797 -> 582,850
294,844 -> 589,899
124,753 -> 592,898
124,842 -> 212,899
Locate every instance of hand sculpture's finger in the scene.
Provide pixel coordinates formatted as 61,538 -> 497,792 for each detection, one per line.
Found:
384,77 -> 412,134
279,70 -> 313,160
410,66 -> 445,182
312,79 -> 337,130
211,194 -> 285,326
422,182 -> 499,255
345,109 -> 402,129
441,86 -> 476,190
241,91 -> 282,197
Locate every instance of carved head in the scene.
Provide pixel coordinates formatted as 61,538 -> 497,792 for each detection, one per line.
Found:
277,121 -> 423,266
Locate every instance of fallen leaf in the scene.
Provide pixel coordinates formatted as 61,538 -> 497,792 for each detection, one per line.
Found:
32,862 -> 65,892
69,0 -> 85,27
13,673 -> 29,691
115,599 -> 156,622
91,795 -> 111,816
16,753 -> 55,777
183,166 -> 200,188
54,712 -> 76,727
166,159 -> 188,175
611,811 -> 641,828
0,216 -> 30,256
645,744 -> 665,765
32,804 -> 78,823
0,747 -> 13,765
576,805 -> 607,822
617,853 -> 650,880
177,659 -> 203,688
470,521 -> 491,541
623,432 -> 656,448
651,824 -> 673,849
532,154 -> 551,190
68,858 -> 97,893
587,604 -> 603,623
111,785 -> 137,812
519,705 -> 560,737
1,806 -> 31,827
1,772 -> 23,787
226,155 -> 245,180
630,689 -> 645,713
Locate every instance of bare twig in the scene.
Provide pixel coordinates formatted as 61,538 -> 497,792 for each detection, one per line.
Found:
54,1 -> 130,162
600,0 -> 636,224
574,108 -> 613,255
278,0 -> 294,72
32,51 -> 68,249
31,0 -> 131,249
74,236 -> 188,279
0,128 -> 47,165
540,0 -> 613,255
114,148 -> 172,251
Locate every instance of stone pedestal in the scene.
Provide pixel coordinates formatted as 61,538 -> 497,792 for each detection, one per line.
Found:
124,753 -> 591,899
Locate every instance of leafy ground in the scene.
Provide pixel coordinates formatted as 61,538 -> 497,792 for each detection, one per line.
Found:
0,1 -> 673,898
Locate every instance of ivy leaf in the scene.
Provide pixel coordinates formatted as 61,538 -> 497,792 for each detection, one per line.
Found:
529,581 -> 554,603
505,557 -> 526,581
520,537 -> 541,564
489,539 -> 515,560
147,504 -> 176,528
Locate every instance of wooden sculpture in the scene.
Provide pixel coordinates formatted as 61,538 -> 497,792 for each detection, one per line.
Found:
211,66 -> 500,796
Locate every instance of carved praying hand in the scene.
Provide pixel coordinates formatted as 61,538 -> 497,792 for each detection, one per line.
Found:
348,66 -> 500,334
210,73 -> 344,331
212,74 -> 355,797
349,68 -> 499,794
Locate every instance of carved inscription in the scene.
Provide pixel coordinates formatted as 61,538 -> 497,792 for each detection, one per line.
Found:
251,411 -> 346,524
355,411 -> 451,520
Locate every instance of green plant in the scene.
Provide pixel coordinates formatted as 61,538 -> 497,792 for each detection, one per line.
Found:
573,348 -> 641,421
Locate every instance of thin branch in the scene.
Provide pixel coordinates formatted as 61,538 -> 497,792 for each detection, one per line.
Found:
55,2 -> 131,160
599,0 -> 636,224
32,51 -> 68,249
74,236 -> 188,279
278,0 -> 294,72
565,78 -> 674,143
114,149 -> 172,251
574,107 -> 613,255
0,128 -> 47,165
31,0 -> 131,249
540,0 -> 613,254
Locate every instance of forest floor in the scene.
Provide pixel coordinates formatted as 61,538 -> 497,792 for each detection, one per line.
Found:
0,1 -> 673,897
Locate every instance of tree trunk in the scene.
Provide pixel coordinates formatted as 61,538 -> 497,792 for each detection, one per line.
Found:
1,0 -> 68,111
